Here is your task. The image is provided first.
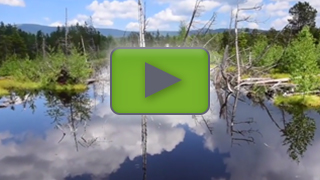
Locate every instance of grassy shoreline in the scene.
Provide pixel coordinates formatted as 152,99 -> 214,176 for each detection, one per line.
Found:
0,78 -> 88,95
274,95 -> 320,108
2,64 -> 318,109
219,66 -> 320,108
0,49 -> 107,96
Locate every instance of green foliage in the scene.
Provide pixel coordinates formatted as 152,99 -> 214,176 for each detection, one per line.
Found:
316,43 -> 320,66
0,21 -> 115,62
0,55 -> 41,81
280,26 -> 319,92
0,48 -> 91,85
210,51 -> 222,64
65,49 -> 92,82
251,35 -> 283,67
238,32 -> 248,49
288,1 -> 317,35
178,21 -> 187,42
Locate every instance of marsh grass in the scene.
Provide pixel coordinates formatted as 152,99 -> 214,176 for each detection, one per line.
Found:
0,48 -> 93,83
0,79 -> 87,95
0,87 -> 9,95
0,48 -> 105,95
274,95 -> 320,108
44,84 -> 88,92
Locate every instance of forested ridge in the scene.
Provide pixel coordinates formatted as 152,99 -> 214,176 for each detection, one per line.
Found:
1,1 -> 320,62
0,22 -> 116,61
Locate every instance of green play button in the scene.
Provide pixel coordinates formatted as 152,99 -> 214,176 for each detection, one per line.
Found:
110,48 -> 210,115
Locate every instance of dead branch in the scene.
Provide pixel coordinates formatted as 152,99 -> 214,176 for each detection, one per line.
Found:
233,1 -> 263,88
183,0 -> 203,45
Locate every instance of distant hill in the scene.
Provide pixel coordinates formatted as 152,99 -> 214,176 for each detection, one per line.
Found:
16,24 -> 263,37
16,24 -> 180,37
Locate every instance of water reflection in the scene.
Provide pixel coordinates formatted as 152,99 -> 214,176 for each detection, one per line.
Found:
0,77 -> 320,179
44,91 -> 92,151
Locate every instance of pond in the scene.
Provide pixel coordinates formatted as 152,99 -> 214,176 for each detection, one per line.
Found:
0,70 -> 319,180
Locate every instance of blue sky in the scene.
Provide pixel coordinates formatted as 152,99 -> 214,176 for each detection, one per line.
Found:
0,0 -> 318,30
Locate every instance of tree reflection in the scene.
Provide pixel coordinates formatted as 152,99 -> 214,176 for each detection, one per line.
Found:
217,86 -> 317,162
259,100 -> 317,162
259,101 -> 316,162
0,90 -> 38,112
44,90 -> 92,151
281,106 -> 316,162
141,115 -> 147,180
216,89 -> 261,146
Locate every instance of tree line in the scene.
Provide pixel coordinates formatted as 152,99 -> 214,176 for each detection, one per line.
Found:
0,1 -> 318,67
0,22 -> 116,62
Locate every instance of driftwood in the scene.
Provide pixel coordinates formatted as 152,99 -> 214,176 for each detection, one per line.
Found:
235,78 -> 291,90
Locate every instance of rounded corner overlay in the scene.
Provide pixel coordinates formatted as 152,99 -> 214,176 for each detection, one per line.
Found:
110,47 -> 210,115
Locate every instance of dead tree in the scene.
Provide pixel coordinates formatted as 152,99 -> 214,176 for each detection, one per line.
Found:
138,0 -> 145,47
192,114 -> 214,134
212,1 -> 297,98
182,0 -> 204,46
233,1 -> 262,86
141,115 -> 147,180
137,1 -> 147,178
216,87 -> 261,146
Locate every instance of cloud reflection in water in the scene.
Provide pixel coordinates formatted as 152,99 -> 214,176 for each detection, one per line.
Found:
0,75 -> 320,180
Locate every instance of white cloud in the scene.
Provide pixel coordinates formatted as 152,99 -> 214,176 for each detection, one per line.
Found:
247,22 -> 259,29
0,0 -> 25,7
0,105 -> 188,179
125,22 -> 139,30
43,0 -> 308,30
0,78 -> 218,180
86,0 -> 138,27
50,0 -> 139,28
126,9 -> 186,30
43,17 -> 50,22
168,0 -> 220,16
3,70 -> 320,179
271,15 -> 291,29
48,22 -> 62,27
202,101 -> 320,180
127,0 -> 220,30
217,4 -> 232,13
263,1 -> 290,18
49,14 -> 91,27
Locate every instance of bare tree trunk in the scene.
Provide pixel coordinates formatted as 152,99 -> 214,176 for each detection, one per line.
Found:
141,115 -> 147,180
183,0 -> 203,46
81,35 -> 86,56
234,6 -> 241,86
138,0 -> 145,47
233,1 -> 262,88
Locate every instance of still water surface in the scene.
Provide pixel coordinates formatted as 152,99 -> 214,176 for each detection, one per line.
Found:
0,73 -> 320,180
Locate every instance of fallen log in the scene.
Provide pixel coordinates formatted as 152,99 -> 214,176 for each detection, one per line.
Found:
235,78 -> 290,89
86,78 -> 109,84
240,77 -> 271,82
